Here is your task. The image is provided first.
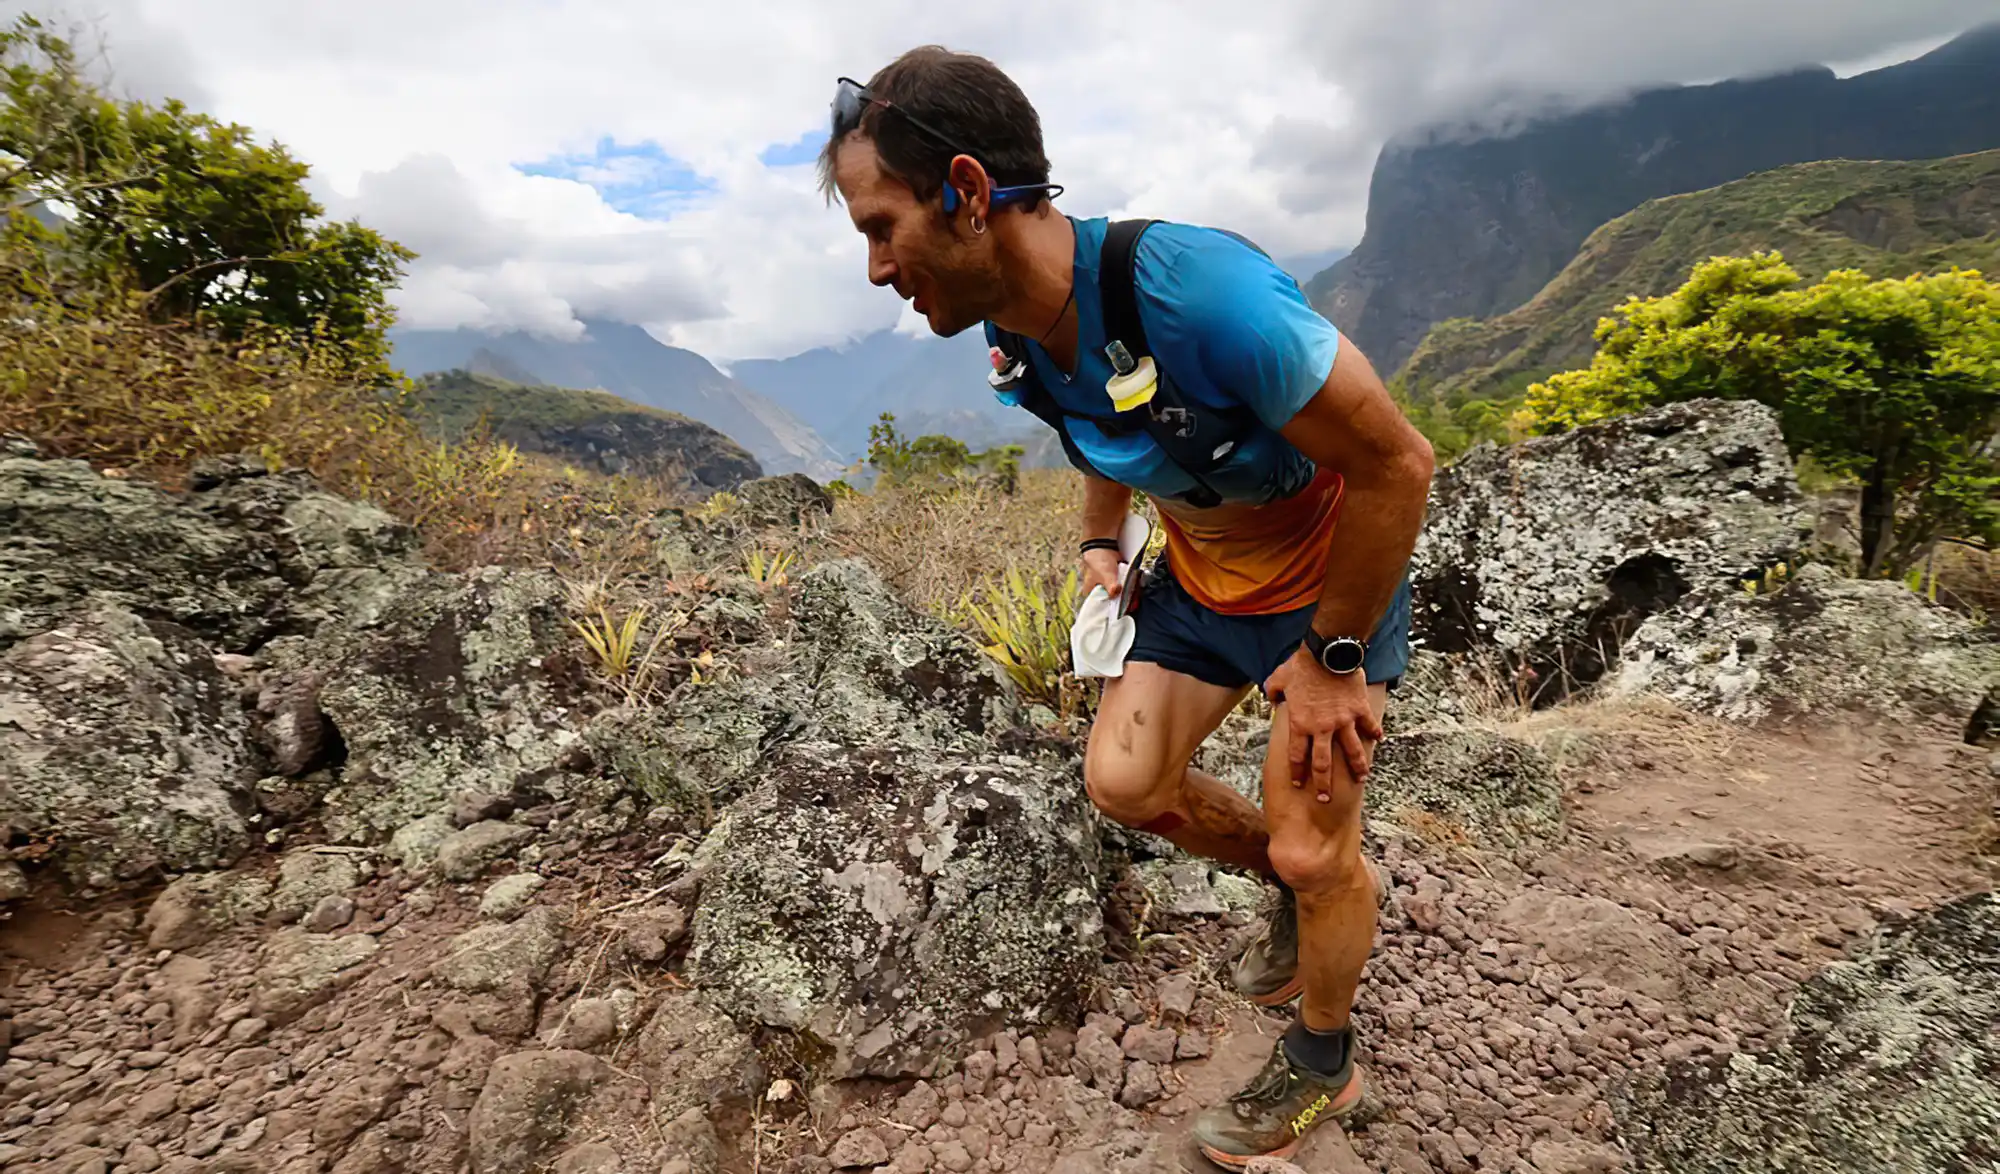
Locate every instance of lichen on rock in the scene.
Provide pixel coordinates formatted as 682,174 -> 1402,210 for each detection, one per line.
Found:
1413,399 -> 1810,705
0,604 -> 259,888
1616,891 -> 2000,1173
689,744 -> 1102,1078
1612,562 -> 2000,735
266,568 -> 592,842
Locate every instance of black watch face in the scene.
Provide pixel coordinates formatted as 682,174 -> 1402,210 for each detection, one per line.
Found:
1321,638 -> 1366,675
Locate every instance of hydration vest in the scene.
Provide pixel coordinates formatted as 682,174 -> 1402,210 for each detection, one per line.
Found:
986,219 -> 1316,510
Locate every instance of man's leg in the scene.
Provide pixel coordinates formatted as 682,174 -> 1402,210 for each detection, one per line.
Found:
1191,682 -> 1388,1169
1262,682 -> 1389,1033
1083,661 -> 1271,874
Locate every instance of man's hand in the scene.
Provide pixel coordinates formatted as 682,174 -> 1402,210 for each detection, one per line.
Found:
1264,647 -> 1382,791
1081,547 -> 1123,598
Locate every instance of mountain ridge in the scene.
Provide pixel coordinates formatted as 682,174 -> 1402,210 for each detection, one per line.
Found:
1307,23 -> 2000,372
389,320 -> 845,481
1398,149 -> 2000,405
406,369 -> 763,491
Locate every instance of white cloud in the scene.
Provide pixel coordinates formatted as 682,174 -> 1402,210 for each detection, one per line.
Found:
4,0 -> 1987,360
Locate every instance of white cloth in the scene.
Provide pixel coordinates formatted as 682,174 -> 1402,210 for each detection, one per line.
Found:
1068,513 -> 1153,679
1070,578 -> 1137,678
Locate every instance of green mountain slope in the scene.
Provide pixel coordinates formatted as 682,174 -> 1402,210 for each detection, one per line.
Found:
1399,150 -> 2000,405
1310,25 -> 2000,371
408,370 -> 762,492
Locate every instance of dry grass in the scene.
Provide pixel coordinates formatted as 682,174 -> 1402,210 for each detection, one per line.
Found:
0,278 -> 689,572
812,467 -> 1085,617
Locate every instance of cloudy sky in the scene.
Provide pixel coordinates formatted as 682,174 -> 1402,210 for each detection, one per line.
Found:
11,0 -> 1993,361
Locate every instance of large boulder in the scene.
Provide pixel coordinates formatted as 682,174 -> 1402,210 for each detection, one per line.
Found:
689,743 -> 1102,1079
0,446 -> 421,651
0,604 -> 259,888
1413,399 -> 1810,704
597,560 -> 1019,820
264,569 -> 593,842
1612,562 -> 2000,737
1617,891 -> 2000,1173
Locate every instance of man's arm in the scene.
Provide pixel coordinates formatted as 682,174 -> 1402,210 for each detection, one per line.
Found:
1280,340 -> 1435,643
1079,473 -> 1134,597
1264,338 -> 1434,787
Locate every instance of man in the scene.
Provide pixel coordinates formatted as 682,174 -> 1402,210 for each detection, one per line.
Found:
819,46 -> 1434,1168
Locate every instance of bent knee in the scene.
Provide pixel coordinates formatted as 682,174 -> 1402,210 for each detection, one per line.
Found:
1083,755 -> 1177,828
1268,829 -> 1367,897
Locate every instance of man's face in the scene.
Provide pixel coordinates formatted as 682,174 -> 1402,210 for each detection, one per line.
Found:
833,136 -> 1002,337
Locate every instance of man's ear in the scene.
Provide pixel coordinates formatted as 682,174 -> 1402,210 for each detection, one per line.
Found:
947,154 -> 991,219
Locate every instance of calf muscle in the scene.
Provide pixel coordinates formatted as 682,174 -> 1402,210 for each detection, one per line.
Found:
1084,662 -> 1272,874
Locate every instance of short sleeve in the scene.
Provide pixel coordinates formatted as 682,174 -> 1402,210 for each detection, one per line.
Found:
1135,228 -> 1341,433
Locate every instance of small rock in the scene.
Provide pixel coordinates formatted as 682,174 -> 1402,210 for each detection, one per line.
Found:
127,1050 -> 171,1069
436,906 -> 565,994
658,1106 -> 719,1174
227,1017 -> 269,1045
253,928 -> 380,1024
0,859 -> 28,902
828,1128 -> 890,1168
270,849 -> 364,924
390,813 -> 456,871
124,1142 -> 163,1172
892,1082 -> 941,1130
1157,974 -> 1197,1020
436,821 -> 536,882
1121,1025 -> 1177,1065
1074,1024 -> 1125,1095
303,894 -> 356,933
1176,1031 -> 1211,1060
548,999 -> 621,1051
932,1140 -> 973,1172
1118,1060 -> 1163,1108
468,1049 -> 611,1174
1683,844 -> 1740,870
553,1143 -> 623,1174
142,873 -> 274,950
454,792 -> 517,829
479,874 -> 546,921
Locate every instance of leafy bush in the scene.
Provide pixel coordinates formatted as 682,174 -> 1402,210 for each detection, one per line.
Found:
1515,252 -> 2000,577
955,564 -> 1082,714
2,17 -> 408,379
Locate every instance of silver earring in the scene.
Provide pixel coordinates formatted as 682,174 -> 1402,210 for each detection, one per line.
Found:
972,216 -> 986,235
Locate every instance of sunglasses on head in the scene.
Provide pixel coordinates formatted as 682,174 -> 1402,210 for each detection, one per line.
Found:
832,77 -> 1063,213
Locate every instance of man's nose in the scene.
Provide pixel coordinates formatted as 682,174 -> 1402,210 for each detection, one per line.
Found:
868,246 -> 897,288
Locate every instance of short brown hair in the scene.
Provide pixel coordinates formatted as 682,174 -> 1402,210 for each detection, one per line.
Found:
818,46 -> 1053,211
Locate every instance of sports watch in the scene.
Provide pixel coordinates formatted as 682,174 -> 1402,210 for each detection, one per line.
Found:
1303,630 -> 1367,676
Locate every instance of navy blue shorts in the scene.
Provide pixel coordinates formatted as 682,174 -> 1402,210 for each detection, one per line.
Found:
1125,560 -> 1413,694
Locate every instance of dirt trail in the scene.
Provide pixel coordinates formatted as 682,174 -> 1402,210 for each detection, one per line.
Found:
0,708 -> 1992,1174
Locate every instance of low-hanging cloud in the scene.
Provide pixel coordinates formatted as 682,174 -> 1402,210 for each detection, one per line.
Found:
4,0 -> 1990,359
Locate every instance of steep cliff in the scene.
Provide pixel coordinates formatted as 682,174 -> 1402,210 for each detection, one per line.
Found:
1308,25 -> 2000,371
1399,150 -> 2000,403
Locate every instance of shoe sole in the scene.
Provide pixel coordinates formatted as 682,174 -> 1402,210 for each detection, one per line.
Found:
1243,975 -> 1302,1007
1196,1067 -> 1365,1170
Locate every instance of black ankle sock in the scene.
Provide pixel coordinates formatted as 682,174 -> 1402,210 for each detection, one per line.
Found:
1281,1019 -> 1351,1076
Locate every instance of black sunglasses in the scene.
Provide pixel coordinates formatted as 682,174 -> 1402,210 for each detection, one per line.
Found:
831,76 -> 1062,213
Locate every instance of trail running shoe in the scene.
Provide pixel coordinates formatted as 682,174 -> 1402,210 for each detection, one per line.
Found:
1228,859 -> 1384,1007
1190,1030 -> 1365,1169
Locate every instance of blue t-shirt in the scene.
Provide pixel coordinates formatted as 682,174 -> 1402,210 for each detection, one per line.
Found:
984,216 -> 1341,502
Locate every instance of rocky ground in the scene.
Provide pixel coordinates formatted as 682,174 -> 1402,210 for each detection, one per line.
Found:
2,701 -> 1992,1174
3,401 -> 1996,1173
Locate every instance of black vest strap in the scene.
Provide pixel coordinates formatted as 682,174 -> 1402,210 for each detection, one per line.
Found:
1100,218 -> 1157,361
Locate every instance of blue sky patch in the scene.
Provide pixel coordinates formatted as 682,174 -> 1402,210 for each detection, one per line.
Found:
759,129 -> 827,167
518,137 -> 716,217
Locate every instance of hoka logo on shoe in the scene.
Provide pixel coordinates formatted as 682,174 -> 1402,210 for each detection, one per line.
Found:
1290,1092 -> 1332,1137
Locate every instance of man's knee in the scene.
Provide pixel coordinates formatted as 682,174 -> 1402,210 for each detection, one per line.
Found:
1268,824 -> 1367,897
1082,752 -> 1178,829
